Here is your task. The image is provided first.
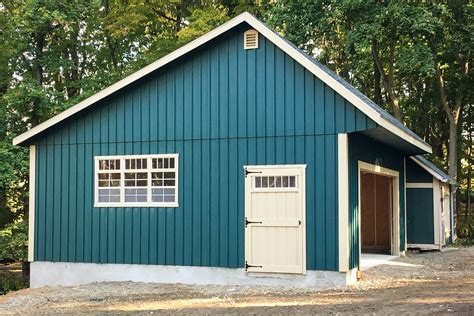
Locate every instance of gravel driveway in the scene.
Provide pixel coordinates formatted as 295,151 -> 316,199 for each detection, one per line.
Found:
1,247 -> 473,315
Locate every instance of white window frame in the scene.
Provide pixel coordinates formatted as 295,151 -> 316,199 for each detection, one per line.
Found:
94,153 -> 179,208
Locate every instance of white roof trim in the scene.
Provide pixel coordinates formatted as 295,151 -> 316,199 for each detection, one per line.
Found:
409,156 -> 450,183
12,12 -> 432,153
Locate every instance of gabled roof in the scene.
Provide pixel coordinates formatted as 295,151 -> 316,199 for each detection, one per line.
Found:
410,156 -> 454,184
13,12 -> 432,153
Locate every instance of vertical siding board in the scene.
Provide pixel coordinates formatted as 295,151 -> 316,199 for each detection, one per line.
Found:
67,145 -> 77,261
314,79 -> 325,134
315,136 -> 326,269
116,94 -> 126,143
183,62 -> 193,140
219,139 -> 229,266
82,142 -> 92,262
158,76 -> 167,140
174,68 -> 185,140
265,40 -> 275,137
345,100 -> 356,132
304,70 -> 315,135
200,140 -> 211,266
228,35 -> 238,138
183,141 -> 193,265
210,47 -> 220,139
167,71 -> 176,141
285,56 -> 295,135
149,80 -> 158,141
324,86 -> 335,134
142,82 -> 151,142
201,52 -> 211,139
335,94 -> 346,132
209,140 -> 219,266
219,42 -> 229,139
325,135 -> 337,269
355,108 -> 367,130
237,139 -> 246,266
256,35 -> 266,137
45,145 -> 54,260
294,64 -> 305,135
60,136 -> 69,262
246,45 -> 256,137
192,56 -> 201,139
132,209 -> 141,264
274,48 -> 285,136
305,136 -> 315,269
174,141 -> 184,265
237,35 -> 247,138
228,138 -> 238,267
52,145 -> 61,261
192,141 -> 202,264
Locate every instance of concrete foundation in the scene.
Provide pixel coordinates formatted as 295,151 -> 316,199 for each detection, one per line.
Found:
30,261 -> 357,289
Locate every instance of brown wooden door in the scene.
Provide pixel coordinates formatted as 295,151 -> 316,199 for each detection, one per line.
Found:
361,172 -> 392,254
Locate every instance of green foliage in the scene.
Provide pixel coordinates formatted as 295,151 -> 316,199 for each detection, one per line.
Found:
0,221 -> 28,261
0,268 -> 28,295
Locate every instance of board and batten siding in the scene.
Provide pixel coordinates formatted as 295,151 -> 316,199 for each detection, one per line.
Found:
33,25 -> 376,271
348,133 -> 406,269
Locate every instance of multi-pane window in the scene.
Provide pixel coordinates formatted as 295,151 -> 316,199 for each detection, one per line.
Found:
94,154 -> 178,207
254,175 -> 297,189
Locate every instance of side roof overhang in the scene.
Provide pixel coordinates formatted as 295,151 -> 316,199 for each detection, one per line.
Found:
13,12 -> 432,154
410,156 -> 455,184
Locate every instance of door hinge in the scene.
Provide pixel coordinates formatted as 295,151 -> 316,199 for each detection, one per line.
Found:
298,220 -> 301,226
244,169 -> 262,177
245,217 -> 262,227
245,261 -> 262,271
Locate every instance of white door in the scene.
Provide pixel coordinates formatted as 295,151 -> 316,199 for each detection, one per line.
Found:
244,165 -> 306,274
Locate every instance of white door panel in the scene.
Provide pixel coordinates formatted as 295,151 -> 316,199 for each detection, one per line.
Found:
244,165 -> 306,274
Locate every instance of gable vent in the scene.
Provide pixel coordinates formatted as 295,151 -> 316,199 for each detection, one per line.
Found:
244,29 -> 259,49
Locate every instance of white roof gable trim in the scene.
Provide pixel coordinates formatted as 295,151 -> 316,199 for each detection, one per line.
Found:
13,12 -> 432,153
410,156 -> 453,184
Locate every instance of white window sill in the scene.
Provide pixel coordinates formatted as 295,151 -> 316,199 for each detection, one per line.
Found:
94,202 -> 179,208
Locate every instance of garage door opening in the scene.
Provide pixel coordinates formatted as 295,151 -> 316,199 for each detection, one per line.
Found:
360,172 -> 393,254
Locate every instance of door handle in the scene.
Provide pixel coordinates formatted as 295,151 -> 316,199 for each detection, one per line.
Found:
245,217 -> 262,227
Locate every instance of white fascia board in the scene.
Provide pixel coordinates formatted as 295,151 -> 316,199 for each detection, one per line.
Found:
13,12 -> 432,154
409,157 -> 448,182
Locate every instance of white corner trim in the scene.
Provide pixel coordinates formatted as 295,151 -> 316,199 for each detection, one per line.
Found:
12,12 -> 431,154
28,145 -> 36,262
30,262 -> 355,289
433,178 -> 441,246
406,182 -> 434,188
338,134 -> 349,272
404,157 -> 407,252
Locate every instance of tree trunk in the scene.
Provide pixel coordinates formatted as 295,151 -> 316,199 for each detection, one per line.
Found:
372,39 -> 402,121
372,39 -> 382,104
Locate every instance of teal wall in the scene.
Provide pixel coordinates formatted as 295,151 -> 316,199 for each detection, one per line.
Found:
348,133 -> 406,269
33,25 -> 377,271
406,188 -> 434,244
406,159 -> 432,183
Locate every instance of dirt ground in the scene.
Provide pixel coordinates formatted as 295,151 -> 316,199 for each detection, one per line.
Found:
0,247 -> 473,315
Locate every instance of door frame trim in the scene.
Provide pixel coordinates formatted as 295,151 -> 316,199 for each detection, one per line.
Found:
243,164 -> 307,274
358,161 -> 400,268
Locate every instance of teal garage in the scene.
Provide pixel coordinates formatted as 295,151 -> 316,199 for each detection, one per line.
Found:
14,13 -> 432,288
